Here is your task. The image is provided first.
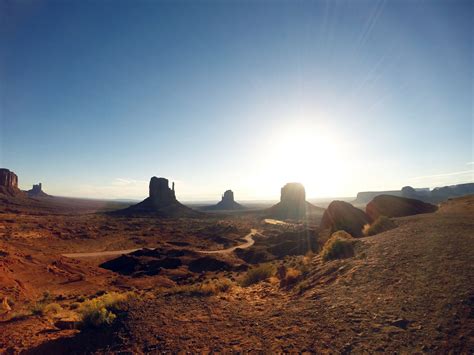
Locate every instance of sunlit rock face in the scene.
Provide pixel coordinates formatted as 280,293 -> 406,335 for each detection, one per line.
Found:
0,168 -> 20,196
320,200 -> 371,237
149,177 -> 176,208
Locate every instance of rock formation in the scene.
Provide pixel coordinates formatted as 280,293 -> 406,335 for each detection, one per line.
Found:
355,183 -> 474,204
267,182 -> 324,220
27,183 -> 50,198
320,200 -> 371,237
116,176 -> 201,217
0,168 -> 20,196
366,195 -> 437,220
203,189 -> 244,211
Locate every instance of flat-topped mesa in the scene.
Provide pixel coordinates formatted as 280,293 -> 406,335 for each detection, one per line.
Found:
204,189 -> 244,211
149,177 -> 176,208
222,190 -> 234,203
281,182 -> 306,206
267,182 -> 310,220
116,175 -> 200,217
0,168 -> 20,196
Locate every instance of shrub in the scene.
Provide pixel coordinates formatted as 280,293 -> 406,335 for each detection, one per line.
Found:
280,267 -> 302,288
321,231 -> 355,262
240,263 -> 275,287
78,292 -> 130,328
363,216 -> 396,236
43,303 -> 62,316
162,278 -> 234,297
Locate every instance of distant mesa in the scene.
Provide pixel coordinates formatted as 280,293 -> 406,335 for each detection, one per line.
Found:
320,200 -> 371,237
203,190 -> 245,211
267,182 -> 324,220
115,176 -> 201,217
366,195 -> 438,220
355,183 -> 474,204
27,183 -> 50,198
0,168 -> 21,196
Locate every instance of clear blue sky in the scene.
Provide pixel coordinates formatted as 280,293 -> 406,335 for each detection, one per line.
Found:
1,0 -> 472,201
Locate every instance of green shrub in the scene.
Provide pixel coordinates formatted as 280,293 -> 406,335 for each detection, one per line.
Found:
240,263 -> 275,287
363,216 -> 396,236
78,292 -> 129,328
43,303 -> 62,316
321,231 -> 355,261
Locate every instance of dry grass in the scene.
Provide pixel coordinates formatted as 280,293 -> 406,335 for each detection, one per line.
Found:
363,216 -> 396,236
321,230 -> 356,262
240,263 -> 275,287
280,267 -> 302,288
78,292 -> 131,328
160,278 -> 234,297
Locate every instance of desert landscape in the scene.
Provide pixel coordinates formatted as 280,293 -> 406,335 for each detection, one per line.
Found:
0,167 -> 473,353
2,0 -> 473,353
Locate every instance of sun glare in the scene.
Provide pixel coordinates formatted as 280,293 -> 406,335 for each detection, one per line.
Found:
258,125 -> 346,198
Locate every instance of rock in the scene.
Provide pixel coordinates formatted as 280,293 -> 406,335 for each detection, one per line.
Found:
27,183 -> 50,198
203,190 -> 245,211
188,256 -> 232,273
390,318 -> 410,329
115,176 -> 201,217
54,317 -> 80,330
320,201 -> 371,237
366,195 -> 437,220
267,182 -> 323,220
0,168 -> 20,196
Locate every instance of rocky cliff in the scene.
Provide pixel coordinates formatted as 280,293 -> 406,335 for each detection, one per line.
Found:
0,168 -> 20,196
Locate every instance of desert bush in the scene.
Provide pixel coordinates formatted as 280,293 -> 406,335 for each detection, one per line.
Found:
363,216 -> 396,236
78,292 -> 130,328
240,263 -> 275,287
162,278 -> 234,297
43,303 -> 63,316
280,267 -> 302,288
321,231 -> 355,262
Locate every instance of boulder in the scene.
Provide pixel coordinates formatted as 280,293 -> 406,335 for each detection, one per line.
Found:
0,168 -> 20,196
366,195 -> 437,220
320,201 -> 371,237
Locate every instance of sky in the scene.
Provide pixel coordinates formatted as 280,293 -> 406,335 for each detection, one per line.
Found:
1,0 -> 472,201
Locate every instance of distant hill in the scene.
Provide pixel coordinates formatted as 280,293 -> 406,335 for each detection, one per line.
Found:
354,183 -> 474,204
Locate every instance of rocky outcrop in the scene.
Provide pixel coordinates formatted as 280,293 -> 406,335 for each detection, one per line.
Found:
320,201 -> 371,237
203,190 -> 244,211
116,176 -> 201,217
355,183 -> 474,204
27,183 -> 50,198
366,195 -> 437,220
267,183 -> 320,220
0,168 -> 20,196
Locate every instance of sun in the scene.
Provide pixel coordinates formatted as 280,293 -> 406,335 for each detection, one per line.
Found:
257,124 -> 346,198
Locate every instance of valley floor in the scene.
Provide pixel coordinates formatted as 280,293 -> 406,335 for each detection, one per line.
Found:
1,197 -> 473,353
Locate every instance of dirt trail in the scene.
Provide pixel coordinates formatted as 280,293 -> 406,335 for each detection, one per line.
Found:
62,229 -> 259,258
